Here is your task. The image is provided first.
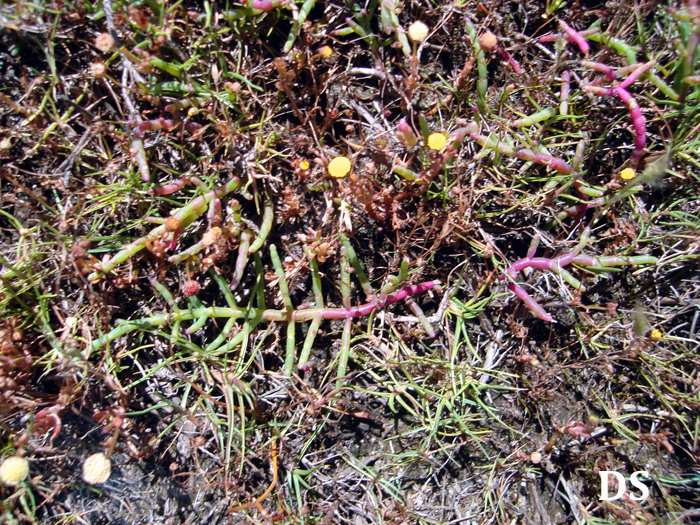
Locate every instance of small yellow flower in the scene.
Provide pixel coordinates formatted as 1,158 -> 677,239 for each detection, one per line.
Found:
427,133 -> 447,150
328,156 -> 351,178
318,46 -> 333,60
299,160 -> 310,171
0,456 -> 29,485
619,168 -> 635,180
649,329 -> 662,341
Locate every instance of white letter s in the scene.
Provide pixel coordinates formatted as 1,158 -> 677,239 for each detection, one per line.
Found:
629,470 -> 650,502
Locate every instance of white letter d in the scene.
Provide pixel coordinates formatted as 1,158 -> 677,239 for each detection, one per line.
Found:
600,471 -> 625,501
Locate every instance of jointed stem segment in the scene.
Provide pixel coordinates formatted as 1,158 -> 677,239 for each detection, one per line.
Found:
88,178 -> 241,281
501,228 -> 657,322
93,243 -> 436,378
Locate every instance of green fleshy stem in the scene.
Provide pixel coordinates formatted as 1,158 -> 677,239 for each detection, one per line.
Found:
88,177 -> 240,281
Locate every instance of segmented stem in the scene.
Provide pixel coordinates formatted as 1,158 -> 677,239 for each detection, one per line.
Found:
340,235 -> 377,302
230,230 -> 252,291
248,197 -> 274,254
298,257 -> 324,371
270,245 -> 295,373
501,229 -> 656,322
88,178 -> 240,281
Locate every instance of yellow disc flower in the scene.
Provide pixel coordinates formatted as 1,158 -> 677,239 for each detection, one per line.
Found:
649,329 -> 662,341
427,133 -> 447,150
328,156 -> 351,178
407,21 -> 429,44
318,46 -> 333,59
619,168 -> 635,180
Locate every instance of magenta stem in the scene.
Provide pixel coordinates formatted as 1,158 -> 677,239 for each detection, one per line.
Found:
496,45 -> 521,74
252,0 -> 281,10
581,60 -> 616,81
539,27 -> 599,43
559,20 -> 589,57
305,281 -> 436,320
613,87 -> 646,167
501,230 -> 590,322
507,282 -> 553,322
617,59 -> 656,90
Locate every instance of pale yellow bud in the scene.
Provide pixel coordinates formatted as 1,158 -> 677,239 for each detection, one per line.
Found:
82,453 -> 111,484
89,61 -> 107,78
202,227 -> 222,246
479,31 -> 498,52
407,21 -> 429,44
0,456 -> 29,485
95,33 -> 116,53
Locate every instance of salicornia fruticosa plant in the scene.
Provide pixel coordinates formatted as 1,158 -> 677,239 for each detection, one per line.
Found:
91,239 -> 437,377
501,229 -> 657,322
453,16 -> 671,318
87,177 -> 251,281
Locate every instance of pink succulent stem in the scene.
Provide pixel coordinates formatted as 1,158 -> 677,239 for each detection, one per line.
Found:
613,87 -> 646,167
130,117 -> 175,138
131,139 -> 150,182
129,118 -> 201,139
208,198 -> 222,227
539,27 -> 599,43
466,124 -> 572,174
230,230 -> 251,292
507,282 -> 553,322
496,45 -> 521,74
617,59 -> 656,90
153,177 -> 190,196
397,118 -> 418,147
616,63 -> 643,76
501,230 -> 590,321
526,236 -> 539,259
313,281 -> 436,320
153,176 -> 205,196
583,84 -> 614,96
251,0 -> 280,10
560,71 -> 570,115
571,254 -> 597,266
534,152 -> 572,174
168,230 -> 182,251
448,127 -> 473,144
558,20 -> 590,57
184,122 -> 202,133
581,60 -> 616,80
